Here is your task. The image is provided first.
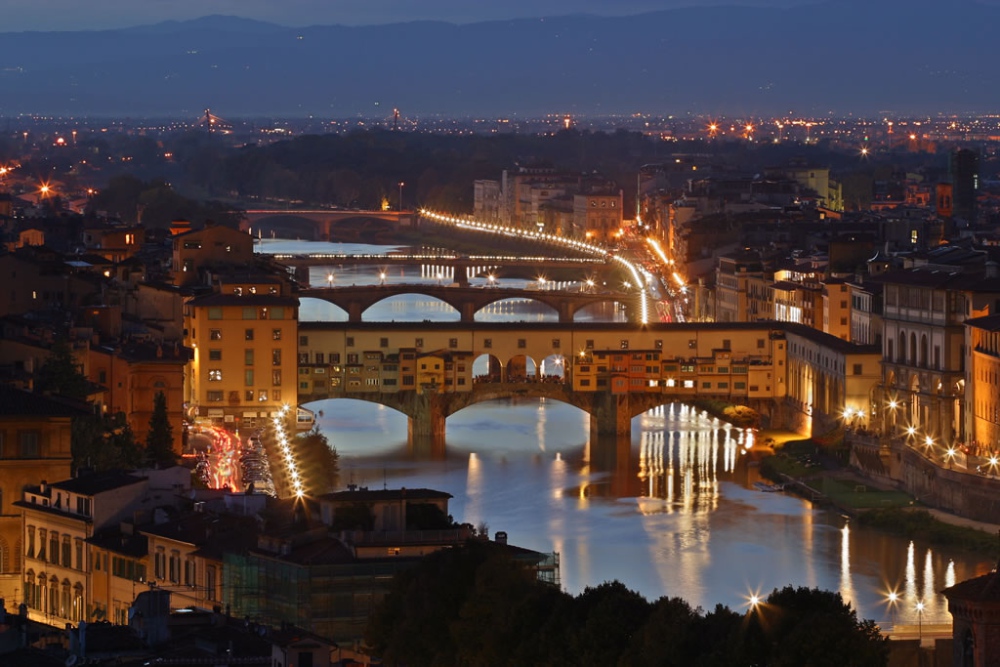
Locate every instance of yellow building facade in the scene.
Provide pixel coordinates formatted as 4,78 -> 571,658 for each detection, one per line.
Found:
185,279 -> 299,427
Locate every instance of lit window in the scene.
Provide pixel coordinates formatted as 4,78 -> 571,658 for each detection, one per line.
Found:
208,370 -> 222,382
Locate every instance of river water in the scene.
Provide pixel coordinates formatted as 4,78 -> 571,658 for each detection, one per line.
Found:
259,239 -> 994,627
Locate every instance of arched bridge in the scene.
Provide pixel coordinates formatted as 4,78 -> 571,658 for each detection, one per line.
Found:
242,210 -> 413,240
298,284 -> 637,323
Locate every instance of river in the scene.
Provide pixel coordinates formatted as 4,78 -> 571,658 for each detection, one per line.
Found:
259,238 -> 994,628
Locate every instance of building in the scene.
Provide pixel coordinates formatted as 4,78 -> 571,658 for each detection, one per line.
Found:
184,276 -> 299,427
88,341 -> 190,454
0,386 -> 80,607
171,223 -> 254,287
942,564 -> 1000,667
16,468 -> 190,626
965,314 -> 1000,453
950,148 -> 979,223
572,187 -> 623,243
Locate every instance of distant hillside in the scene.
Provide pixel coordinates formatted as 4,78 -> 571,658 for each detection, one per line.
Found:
0,1 -> 997,117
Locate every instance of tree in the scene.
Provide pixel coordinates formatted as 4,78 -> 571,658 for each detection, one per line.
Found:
294,426 -> 339,494
145,391 -> 176,468
35,339 -> 89,401
747,586 -> 889,667
72,412 -> 143,473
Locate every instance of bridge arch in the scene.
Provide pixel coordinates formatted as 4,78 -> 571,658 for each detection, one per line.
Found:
360,294 -> 461,322
473,297 -> 559,323
300,297 -> 349,322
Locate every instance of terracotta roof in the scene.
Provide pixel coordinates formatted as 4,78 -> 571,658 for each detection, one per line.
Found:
0,385 -> 91,418
943,568 -> 1000,603
185,293 -> 298,308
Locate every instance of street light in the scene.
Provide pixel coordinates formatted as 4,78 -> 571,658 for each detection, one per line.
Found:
915,601 -> 924,642
378,271 -> 387,286
326,273 -> 334,287
398,182 -> 405,211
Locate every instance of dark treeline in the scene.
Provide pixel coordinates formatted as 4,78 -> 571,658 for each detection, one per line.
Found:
365,541 -> 888,667
4,127 -> 965,218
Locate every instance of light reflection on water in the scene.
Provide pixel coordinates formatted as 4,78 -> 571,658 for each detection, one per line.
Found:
313,398 -> 993,627
280,241 -> 992,626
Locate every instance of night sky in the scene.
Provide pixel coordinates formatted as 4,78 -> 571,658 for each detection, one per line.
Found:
6,0 -> 821,32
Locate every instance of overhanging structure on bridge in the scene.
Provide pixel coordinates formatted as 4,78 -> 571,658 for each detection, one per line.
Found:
292,321 -> 881,451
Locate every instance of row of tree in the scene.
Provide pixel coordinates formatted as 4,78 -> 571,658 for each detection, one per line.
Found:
366,541 -> 888,666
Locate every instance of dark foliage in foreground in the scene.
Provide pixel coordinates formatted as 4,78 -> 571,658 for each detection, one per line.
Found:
365,542 -> 888,666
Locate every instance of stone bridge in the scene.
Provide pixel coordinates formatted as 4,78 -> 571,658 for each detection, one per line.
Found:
242,209 -> 413,240
298,284 -> 637,323
300,382 -> 779,454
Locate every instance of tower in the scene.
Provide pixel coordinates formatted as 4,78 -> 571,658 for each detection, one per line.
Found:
950,148 -> 979,223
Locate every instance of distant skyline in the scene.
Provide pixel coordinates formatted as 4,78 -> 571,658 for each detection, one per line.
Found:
5,0 -> 822,32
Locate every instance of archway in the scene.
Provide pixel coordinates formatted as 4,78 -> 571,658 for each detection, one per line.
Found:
363,294 -> 460,322
920,334 -> 928,368
505,354 -> 538,382
299,297 -> 349,323
909,332 -> 917,366
909,374 -> 921,429
898,331 -> 906,363
573,301 -> 628,323
540,354 -> 567,382
472,354 -> 503,383
473,298 -> 558,323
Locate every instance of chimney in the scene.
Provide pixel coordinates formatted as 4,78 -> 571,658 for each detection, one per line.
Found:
494,531 -> 508,545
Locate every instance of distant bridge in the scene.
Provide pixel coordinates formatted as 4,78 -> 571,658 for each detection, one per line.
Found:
297,283 -> 635,323
242,209 -> 413,240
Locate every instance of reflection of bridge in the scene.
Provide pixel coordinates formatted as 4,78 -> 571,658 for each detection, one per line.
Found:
298,284 -> 635,323
242,210 -> 413,240
295,321 -> 812,453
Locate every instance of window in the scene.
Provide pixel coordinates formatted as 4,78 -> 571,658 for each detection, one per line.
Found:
735,382 -> 746,390
168,552 -> 179,583
272,328 -> 282,340
27,526 -> 35,558
37,529 -> 46,561
757,338 -> 765,349
484,339 -> 492,349
702,382 -> 712,389
245,390 -> 255,402
245,370 -> 254,386
655,340 -> 663,350
688,339 -> 697,349
272,370 -> 282,386
245,328 -> 255,341
258,390 -> 268,402
244,349 -> 254,365
449,338 -> 458,349
380,337 -> 389,348
300,336 -> 309,346
620,339 -> 629,350
722,339 -> 731,350
49,532 -> 59,565
586,339 -> 594,350
331,353 -> 341,364
62,537 -> 71,567
210,329 -> 222,341
207,307 -> 223,320
552,338 -> 561,349
207,391 -> 223,402
206,566 -> 217,601
273,390 -> 281,402
346,337 -> 355,347
19,431 -> 39,458
683,380 -> 695,388
415,338 -> 424,348
852,364 -> 863,375
242,307 -> 256,320
518,339 -> 527,349
271,307 -> 285,319
273,349 -> 282,366
208,370 -> 222,382
347,353 -> 359,363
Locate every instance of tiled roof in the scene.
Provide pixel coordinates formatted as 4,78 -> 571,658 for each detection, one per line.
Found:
0,385 -> 91,418
943,568 -> 1000,603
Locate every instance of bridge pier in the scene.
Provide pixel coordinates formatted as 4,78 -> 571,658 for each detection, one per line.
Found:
590,392 -> 634,438
407,392 -> 447,456
348,303 -> 364,322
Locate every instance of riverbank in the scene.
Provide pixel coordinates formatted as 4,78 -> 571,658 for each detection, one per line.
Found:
759,436 -> 1000,560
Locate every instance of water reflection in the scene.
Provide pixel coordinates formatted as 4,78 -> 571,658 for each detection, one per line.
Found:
313,397 -> 992,624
